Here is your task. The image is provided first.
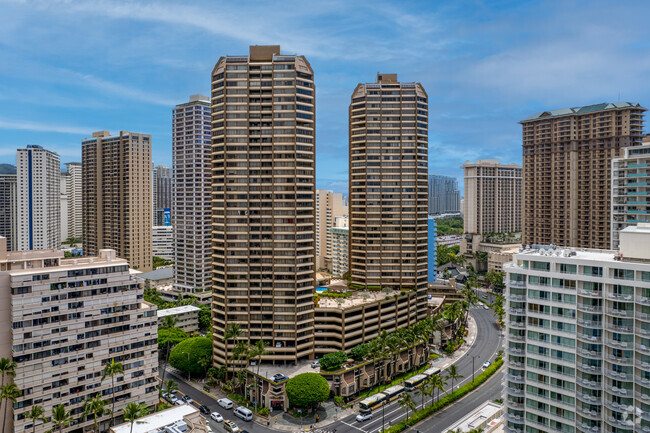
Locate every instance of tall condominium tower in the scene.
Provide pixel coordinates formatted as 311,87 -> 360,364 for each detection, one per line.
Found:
211,45 -> 316,365
173,95 -> 212,302
348,74 -> 428,318
521,102 -> 646,249
153,164 -> 172,211
0,174 -> 17,251
0,240 -> 158,433
63,162 -> 82,239
503,226 -> 650,433
428,174 -> 460,215
82,131 -> 153,272
60,172 -> 68,242
315,190 -> 347,271
612,143 -> 650,249
16,145 -> 61,250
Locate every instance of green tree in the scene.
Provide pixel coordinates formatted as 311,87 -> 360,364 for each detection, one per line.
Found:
197,355 -> 211,377
248,340 -> 271,413
198,304 -> 212,331
50,404 -> 73,433
415,385 -> 427,411
153,256 -> 173,269
0,358 -> 17,433
169,337 -> 212,375
123,402 -> 150,433
1,383 -> 20,433
101,359 -> 124,427
397,392 -> 416,421
160,315 -> 179,381
82,394 -> 111,433
223,323 -> 243,378
285,373 -> 330,409
319,350 -> 348,371
157,327 -> 188,350
445,364 -> 464,392
24,405 -> 47,433
485,270 -> 505,289
349,343 -> 369,362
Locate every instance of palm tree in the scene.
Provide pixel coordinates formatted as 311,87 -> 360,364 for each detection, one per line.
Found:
397,392 -> 416,421
123,402 -> 150,433
50,404 -> 73,433
223,323 -> 243,378
248,340 -> 270,413
163,379 -> 178,399
435,374 -> 448,403
422,379 -> 435,409
101,359 -> 124,427
415,385 -> 427,411
82,394 -> 111,432
1,382 -> 21,433
25,405 -> 47,433
445,365 -> 464,393
428,374 -> 446,406
0,358 -> 16,388
160,315 -> 178,381
197,355 -> 211,377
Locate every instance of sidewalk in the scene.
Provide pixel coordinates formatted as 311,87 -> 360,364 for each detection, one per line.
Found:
431,312 -> 478,372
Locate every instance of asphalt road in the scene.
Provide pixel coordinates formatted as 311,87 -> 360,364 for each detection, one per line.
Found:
161,305 -> 503,433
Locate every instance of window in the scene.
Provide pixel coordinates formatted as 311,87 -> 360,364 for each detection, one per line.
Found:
583,266 -> 603,277
531,261 -> 550,271
613,268 -> 634,280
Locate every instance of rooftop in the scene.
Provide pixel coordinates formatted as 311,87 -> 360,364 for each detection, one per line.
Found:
110,404 -> 199,433
521,102 -> 644,122
443,401 -> 503,433
512,245 -> 618,263
317,288 -> 407,309
136,267 -> 174,280
157,305 -> 201,317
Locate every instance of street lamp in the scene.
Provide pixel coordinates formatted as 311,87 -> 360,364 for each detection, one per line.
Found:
187,353 -> 191,382
469,354 -> 480,383
382,401 -> 386,432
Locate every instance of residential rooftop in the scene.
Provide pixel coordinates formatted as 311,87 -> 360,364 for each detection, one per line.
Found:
157,305 -> 201,317
110,404 -> 199,433
135,267 -> 174,280
521,102 -> 644,122
317,288 -> 409,309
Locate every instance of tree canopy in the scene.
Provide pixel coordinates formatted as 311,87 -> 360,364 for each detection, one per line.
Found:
435,216 -> 463,236
437,244 -> 461,267
319,350 -> 348,371
285,373 -> 330,408
157,327 -> 188,349
169,337 -> 212,375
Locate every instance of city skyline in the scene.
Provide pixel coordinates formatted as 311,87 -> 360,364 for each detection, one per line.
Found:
1,1 -> 650,193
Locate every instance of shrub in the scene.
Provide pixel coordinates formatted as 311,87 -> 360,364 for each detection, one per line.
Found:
169,337 -> 212,375
258,407 -> 270,416
320,351 -> 348,371
334,396 -> 343,406
350,344 -> 369,362
286,373 -> 330,409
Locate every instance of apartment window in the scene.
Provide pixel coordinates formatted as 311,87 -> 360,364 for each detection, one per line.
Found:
613,268 -> 634,280
531,261 -> 550,271
559,263 -> 577,274
583,266 -> 603,277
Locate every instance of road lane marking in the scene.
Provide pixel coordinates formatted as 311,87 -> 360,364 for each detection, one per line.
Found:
340,420 -> 368,432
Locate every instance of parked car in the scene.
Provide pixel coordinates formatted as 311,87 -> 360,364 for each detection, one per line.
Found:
272,373 -> 288,382
199,404 -> 210,414
356,413 -> 373,422
218,398 -> 234,410
211,412 -> 224,422
181,395 -> 193,404
224,420 -> 241,433
174,398 -> 183,405
482,361 -> 491,369
234,406 -> 253,421
483,304 -> 489,310
311,360 -> 320,368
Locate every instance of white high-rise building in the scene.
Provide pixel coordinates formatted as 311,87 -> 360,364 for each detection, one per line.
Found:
60,172 -> 68,242
504,225 -> 650,433
16,145 -> 61,250
172,95 -> 212,302
64,162 -> 82,239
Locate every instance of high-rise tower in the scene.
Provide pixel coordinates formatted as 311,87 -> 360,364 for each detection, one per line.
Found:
0,173 -> 17,251
82,131 -> 153,272
16,145 -> 60,250
348,74 -> 428,319
172,95 -> 212,302
64,162 -> 82,239
210,45 -> 316,365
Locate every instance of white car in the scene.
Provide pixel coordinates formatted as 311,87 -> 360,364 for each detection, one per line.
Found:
356,413 -> 373,422
311,360 -> 320,368
210,412 -> 224,422
482,361 -> 491,369
217,398 -> 234,410
483,304 -> 489,310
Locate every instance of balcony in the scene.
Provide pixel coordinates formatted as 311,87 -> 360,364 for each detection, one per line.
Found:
506,347 -> 525,356
505,373 -> 525,383
578,334 -> 602,343
577,393 -> 601,405
508,280 -> 527,289
505,387 -> 525,397
577,377 -> 602,390
576,423 -> 600,433
577,363 -> 602,374
605,386 -> 632,397
508,321 -> 526,329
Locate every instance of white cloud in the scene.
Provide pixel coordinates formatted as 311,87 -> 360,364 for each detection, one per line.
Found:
0,118 -> 95,135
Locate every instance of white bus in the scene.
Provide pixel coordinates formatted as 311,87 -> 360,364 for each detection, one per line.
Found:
382,385 -> 405,402
404,374 -> 427,391
359,393 -> 387,414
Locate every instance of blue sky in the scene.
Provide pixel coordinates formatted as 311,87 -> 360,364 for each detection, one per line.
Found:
0,0 -> 649,194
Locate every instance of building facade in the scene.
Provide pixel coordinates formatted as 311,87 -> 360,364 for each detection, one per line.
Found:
0,174 -> 17,251
428,174 -> 460,215
82,131 -> 153,272
157,305 -> 200,334
0,241 -> 158,433
503,227 -> 650,433
153,225 -> 173,261
64,162 -> 82,239
428,216 -> 437,282
60,172 -> 68,242
153,164 -> 172,214
330,225 -> 349,278
210,45 -> 316,365
348,73 -> 428,321
612,143 -> 650,249
172,95 -> 212,303
521,102 -> 646,249
315,190 -> 348,271
16,145 -> 61,251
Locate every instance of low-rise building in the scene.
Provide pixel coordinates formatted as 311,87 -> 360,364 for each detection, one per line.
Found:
157,305 -> 201,333
135,267 -> 174,290
0,238 -> 158,433
153,225 -> 173,261
110,404 -> 208,433
438,234 -> 463,247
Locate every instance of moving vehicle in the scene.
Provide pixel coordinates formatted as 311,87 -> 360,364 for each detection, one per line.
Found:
210,412 -> 224,422
224,420 -> 241,433
483,304 -> 490,310
482,361 -> 491,369
382,385 -> 405,402
218,398 -> 234,410
272,373 -> 288,382
422,367 -> 441,377
199,404 -> 210,414
359,394 -> 387,414
356,412 -> 373,422
311,360 -> 320,368
404,374 -> 427,391
181,395 -> 193,404
234,406 -> 253,421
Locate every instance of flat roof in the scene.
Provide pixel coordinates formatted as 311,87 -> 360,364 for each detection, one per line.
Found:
443,401 -> 502,433
157,305 -> 201,317
110,404 -> 197,433
317,289 -> 406,309
136,267 -> 174,280
513,246 -> 617,263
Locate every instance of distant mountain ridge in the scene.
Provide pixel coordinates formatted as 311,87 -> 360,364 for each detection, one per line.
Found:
0,164 -> 16,174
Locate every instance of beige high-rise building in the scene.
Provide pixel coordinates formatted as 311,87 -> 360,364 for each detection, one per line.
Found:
521,102 -> 646,249
0,239 -> 158,433
348,74 -> 428,319
82,131 -> 153,272
315,190 -> 347,271
210,45 -> 316,365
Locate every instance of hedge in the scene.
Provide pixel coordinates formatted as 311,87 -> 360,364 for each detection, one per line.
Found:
383,355 -> 504,433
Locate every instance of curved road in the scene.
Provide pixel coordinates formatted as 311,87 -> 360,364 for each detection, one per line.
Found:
165,305 -> 503,433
